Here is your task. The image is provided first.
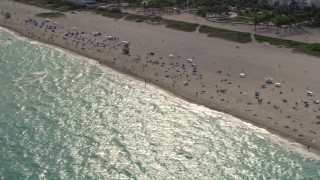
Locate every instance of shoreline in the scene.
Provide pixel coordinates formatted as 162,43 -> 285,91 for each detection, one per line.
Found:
1,0 -> 320,157
2,24 -> 320,161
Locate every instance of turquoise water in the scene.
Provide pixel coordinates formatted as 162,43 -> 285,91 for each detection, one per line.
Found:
0,28 -> 319,179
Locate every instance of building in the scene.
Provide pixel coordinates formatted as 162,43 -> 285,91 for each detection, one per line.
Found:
269,0 -> 320,7
310,0 -> 320,7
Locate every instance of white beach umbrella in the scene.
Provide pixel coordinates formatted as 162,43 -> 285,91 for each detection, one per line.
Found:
275,83 -> 282,87
169,54 -> 174,58
307,91 -> 313,96
72,27 -> 76,30
93,31 -> 101,36
240,73 -> 246,78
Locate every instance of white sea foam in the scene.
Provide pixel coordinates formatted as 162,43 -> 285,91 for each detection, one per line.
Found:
0,26 -> 30,42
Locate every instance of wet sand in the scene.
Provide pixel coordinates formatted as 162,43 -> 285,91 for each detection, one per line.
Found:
1,1 -> 320,155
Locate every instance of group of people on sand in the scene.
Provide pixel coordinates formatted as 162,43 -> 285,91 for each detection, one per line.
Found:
21,17 -> 124,55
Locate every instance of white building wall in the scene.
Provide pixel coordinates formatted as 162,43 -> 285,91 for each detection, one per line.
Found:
304,0 -> 312,6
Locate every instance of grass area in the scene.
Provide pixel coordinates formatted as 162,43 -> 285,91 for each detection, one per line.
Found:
17,0 -> 126,18
164,20 -> 198,32
199,25 -> 251,43
295,43 -> 320,57
303,21 -> 320,28
124,14 -> 165,23
306,43 -> 320,51
254,34 -> 320,57
254,34 -> 306,47
124,14 -> 198,32
218,16 -> 254,24
15,0 -> 63,5
35,12 -> 65,18
14,0 -> 87,11
100,12 -> 127,19
95,8 -> 127,19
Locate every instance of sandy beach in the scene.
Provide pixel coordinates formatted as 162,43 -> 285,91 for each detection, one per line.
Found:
1,0 -> 320,155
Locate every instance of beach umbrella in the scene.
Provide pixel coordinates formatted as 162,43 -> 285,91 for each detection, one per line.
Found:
106,36 -> 113,40
93,32 -> 101,36
54,21 -> 57,24
73,27 -> 76,30
265,77 -> 273,84
240,73 -> 247,78
169,54 -> 174,58
192,66 -> 197,74
275,83 -> 282,87
187,58 -> 193,63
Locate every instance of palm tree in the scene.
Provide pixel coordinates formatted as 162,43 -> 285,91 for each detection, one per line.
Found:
273,16 -> 283,33
314,11 -> 320,25
254,15 -> 259,31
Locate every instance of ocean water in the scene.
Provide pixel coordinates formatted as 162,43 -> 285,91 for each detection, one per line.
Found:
0,28 -> 319,180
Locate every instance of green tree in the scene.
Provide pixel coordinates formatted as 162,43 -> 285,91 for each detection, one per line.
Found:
314,11 -> 320,24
